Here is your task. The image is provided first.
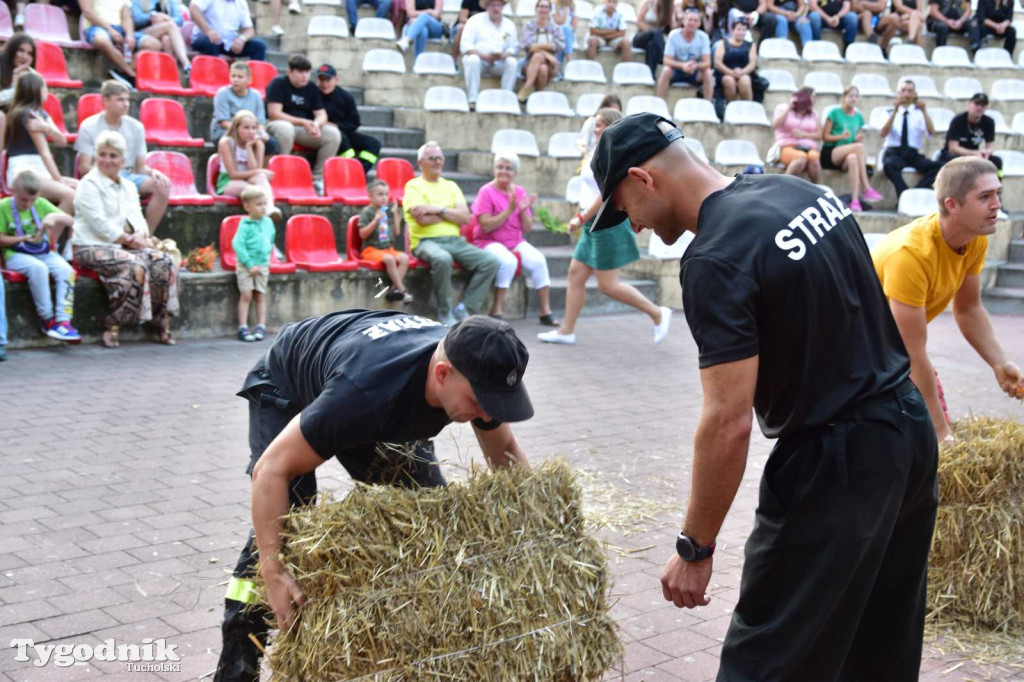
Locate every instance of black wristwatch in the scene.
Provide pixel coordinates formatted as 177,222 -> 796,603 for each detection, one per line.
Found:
676,532 -> 716,562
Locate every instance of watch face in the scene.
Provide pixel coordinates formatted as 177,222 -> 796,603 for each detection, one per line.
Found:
676,534 -> 696,561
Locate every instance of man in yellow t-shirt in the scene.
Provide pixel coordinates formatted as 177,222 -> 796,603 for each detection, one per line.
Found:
404,141 -> 498,325
872,156 -> 1024,441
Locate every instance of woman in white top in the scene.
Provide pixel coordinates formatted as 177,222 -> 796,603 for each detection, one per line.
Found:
72,130 -> 180,348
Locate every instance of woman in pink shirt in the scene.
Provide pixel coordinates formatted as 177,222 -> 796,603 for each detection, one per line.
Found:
471,152 -> 557,325
772,86 -> 822,183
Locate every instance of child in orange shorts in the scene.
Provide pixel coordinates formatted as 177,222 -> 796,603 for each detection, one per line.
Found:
359,180 -> 412,303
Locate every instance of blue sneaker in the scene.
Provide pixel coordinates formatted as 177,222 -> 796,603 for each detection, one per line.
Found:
453,303 -> 468,321
43,319 -> 82,344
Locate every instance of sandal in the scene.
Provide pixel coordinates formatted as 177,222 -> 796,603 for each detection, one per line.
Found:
101,325 -> 119,349
539,314 -> 560,327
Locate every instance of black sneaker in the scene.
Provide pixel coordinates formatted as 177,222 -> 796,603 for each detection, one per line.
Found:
108,69 -> 136,90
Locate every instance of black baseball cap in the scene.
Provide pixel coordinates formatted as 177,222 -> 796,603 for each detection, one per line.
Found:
970,92 -> 989,105
317,64 -> 337,79
590,112 -> 684,232
444,316 -> 533,422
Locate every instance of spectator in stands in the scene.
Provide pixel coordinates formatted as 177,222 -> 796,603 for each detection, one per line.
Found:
577,94 -> 621,155
76,80 -> 171,232
189,0 -> 267,61
315,64 -> 382,173
808,0 -> 858,48
265,54 -> 341,190
821,85 -> 884,210
131,0 -> 193,73
454,0 -> 486,58
927,0 -> 980,50
72,130 -> 179,348
633,0 -> 673,77
3,72 -> 77,216
396,0 -> 444,58
359,179 -> 413,303
875,0 -> 923,50
850,0 -> 885,42
347,0 -> 393,35
938,92 -> 1002,171
764,0 -> 813,46
715,0 -> 764,39
461,0 -> 519,110
539,108 -> 670,346
233,185 -> 275,343
713,17 -> 756,102
517,0 -> 565,103
81,0 -> 169,86
472,152 -> 556,324
0,170 -> 79,343
552,0 -> 576,63
267,0 -> 302,38
772,86 -> 822,183
682,0 -> 715,35
657,7 -> 712,101
0,33 -> 35,146
586,0 -> 632,61
880,78 -> 941,196
216,110 -> 280,214
976,0 -> 1015,54
404,141 -> 499,325
210,61 -> 278,155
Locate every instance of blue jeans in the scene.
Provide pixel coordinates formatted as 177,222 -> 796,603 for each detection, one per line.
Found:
347,0 -> 392,29
0,273 -> 7,346
557,23 -> 574,62
809,11 -> 858,44
404,14 -> 443,57
191,34 -> 267,61
773,13 -> 814,45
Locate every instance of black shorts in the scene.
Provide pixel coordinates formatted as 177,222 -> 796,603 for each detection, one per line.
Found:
821,145 -> 838,170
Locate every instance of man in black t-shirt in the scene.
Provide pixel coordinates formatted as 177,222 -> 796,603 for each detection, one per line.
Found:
265,54 -> 341,187
927,0 -> 981,49
588,113 -> 938,681
315,64 -> 383,173
214,311 -> 535,682
939,92 -> 1003,171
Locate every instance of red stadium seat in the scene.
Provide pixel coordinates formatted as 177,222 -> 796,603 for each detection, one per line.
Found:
189,56 -> 230,97
219,215 -> 297,274
135,51 -> 195,96
267,156 -> 332,206
0,3 -> 13,41
77,93 -> 103,127
2,269 -> 28,282
140,99 -> 204,147
247,61 -> 278,97
35,42 -> 82,88
43,93 -> 75,143
324,157 -> 371,205
145,151 -> 214,205
73,264 -> 99,280
207,155 -> 241,205
285,214 -> 358,272
375,158 -> 414,203
24,5 -> 84,47
345,215 -> 384,270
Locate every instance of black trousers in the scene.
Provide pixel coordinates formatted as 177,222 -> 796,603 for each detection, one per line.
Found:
980,23 -> 1016,54
632,29 -> 666,79
340,130 -> 383,172
214,370 -> 446,682
927,16 -> 981,47
883,146 -> 942,195
718,380 -> 938,682
938,150 -> 1003,171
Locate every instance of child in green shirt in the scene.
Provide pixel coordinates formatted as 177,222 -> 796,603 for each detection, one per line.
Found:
232,187 -> 275,342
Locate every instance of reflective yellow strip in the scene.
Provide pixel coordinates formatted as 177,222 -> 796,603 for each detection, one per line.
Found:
340,148 -> 357,159
225,578 -> 258,604
358,150 -> 379,164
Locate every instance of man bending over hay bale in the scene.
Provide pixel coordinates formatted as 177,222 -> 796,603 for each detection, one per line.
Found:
214,310 -> 535,682
872,156 -> 1024,442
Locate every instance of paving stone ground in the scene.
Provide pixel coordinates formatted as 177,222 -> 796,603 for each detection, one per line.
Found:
1,311 -> 1023,681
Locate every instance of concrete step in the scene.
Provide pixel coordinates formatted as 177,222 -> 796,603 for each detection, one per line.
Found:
983,286 -> 1024,315
360,125 -> 424,149
441,171 -> 490,198
357,105 -> 393,128
1010,239 -> 1024,263
526,275 -> 659,317
995,262 -> 1024,289
537,244 -> 575,279
526,229 -> 572,248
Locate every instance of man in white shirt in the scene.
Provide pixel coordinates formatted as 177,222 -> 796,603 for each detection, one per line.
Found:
190,0 -> 267,61
880,79 -> 942,196
461,0 -> 519,108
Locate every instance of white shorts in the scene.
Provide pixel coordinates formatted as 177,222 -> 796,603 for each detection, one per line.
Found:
6,155 -> 49,187
592,35 -> 623,48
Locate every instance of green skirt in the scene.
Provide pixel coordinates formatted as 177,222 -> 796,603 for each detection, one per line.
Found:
216,171 -> 230,194
572,219 -> 640,270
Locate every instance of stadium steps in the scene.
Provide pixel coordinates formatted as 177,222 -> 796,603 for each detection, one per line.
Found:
984,239 -> 1024,315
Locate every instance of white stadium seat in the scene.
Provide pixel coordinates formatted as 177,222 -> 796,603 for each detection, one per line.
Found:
576,92 -> 606,117
626,95 -> 670,118
850,73 -> 893,97
308,15 -> 349,37
888,44 -> 929,66
413,52 -> 457,75
714,139 -> 763,166
575,1 -> 594,20
423,86 -> 470,112
802,40 -> 842,62
931,46 -> 973,68
991,78 -> 1024,101
526,91 -> 574,116
986,109 -> 1014,134
354,17 -> 396,39
866,106 -> 891,130
724,100 -> 770,125
974,47 -> 1016,69
997,149 -> 1024,175
515,0 -> 536,15
548,132 -> 581,158
612,62 -> 655,85
362,49 -> 406,73
565,175 -> 582,204
564,59 -> 607,83
683,137 -> 708,162
492,129 -> 540,157
305,0 -> 341,5
928,107 -> 955,134
760,38 -> 801,60
1013,111 -> 1024,134
476,89 -> 522,114
943,76 -> 984,99
674,97 -> 719,123
897,188 -> 937,217
898,75 -> 941,99
803,71 -> 843,95
618,2 -> 637,22
759,68 -> 797,92
845,42 -> 886,64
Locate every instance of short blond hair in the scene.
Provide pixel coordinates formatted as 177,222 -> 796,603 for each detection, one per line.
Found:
12,169 -> 41,194
935,156 -> 999,215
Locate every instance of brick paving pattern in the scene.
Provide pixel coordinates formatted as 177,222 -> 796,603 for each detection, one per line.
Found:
1,311 -> 1022,681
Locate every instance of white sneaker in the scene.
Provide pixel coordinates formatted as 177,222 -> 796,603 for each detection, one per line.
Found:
654,306 -> 672,345
271,24 -> 285,36
287,0 -> 301,13
396,36 -> 411,52
538,330 -> 576,345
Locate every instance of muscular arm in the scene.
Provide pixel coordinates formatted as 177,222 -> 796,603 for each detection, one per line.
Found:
889,299 -> 951,441
473,422 -> 531,469
953,273 -> 1024,397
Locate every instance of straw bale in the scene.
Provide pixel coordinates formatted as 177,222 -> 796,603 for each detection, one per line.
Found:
259,458 -> 623,680
927,417 -> 1024,633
